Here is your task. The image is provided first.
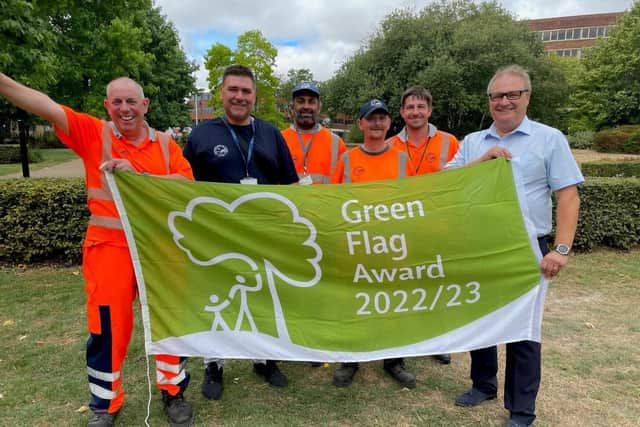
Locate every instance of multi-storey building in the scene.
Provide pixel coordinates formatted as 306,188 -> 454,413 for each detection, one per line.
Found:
527,11 -> 625,58
188,91 -> 214,125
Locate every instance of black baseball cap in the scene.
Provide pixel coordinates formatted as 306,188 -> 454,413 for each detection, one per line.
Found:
292,82 -> 320,98
358,99 -> 389,119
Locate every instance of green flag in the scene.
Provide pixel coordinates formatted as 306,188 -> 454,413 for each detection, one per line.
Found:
108,158 -> 545,361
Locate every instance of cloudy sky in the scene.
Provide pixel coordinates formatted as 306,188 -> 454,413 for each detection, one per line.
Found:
154,0 -> 632,89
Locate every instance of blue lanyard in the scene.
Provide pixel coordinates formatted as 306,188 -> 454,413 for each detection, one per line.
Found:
223,117 -> 255,178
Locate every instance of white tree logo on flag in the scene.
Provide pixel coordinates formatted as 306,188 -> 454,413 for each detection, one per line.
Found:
168,192 -> 323,342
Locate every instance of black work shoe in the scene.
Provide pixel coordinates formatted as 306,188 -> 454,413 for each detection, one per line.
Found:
162,390 -> 193,427
201,362 -> 224,400
383,362 -> 416,388
433,353 -> 451,364
333,363 -> 359,387
87,412 -> 117,427
253,360 -> 288,387
455,387 -> 497,407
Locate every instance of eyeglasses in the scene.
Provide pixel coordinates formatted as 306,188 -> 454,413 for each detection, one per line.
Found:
488,89 -> 529,102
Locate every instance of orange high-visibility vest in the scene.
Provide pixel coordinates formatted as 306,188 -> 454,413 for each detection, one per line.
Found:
330,144 -> 415,184
282,125 -> 346,184
55,106 -> 194,243
388,124 -> 459,175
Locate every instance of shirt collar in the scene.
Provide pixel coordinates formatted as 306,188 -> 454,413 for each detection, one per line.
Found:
396,123 -> 437,142
291,123 -> 322,133
486,116 -> 531,140
109,121 -> 157,142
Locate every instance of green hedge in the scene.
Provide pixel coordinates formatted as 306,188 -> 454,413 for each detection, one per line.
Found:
581,161 -> 640,177
592,125 -> 640,154
0,178 -> 88,264
0,176 -> 638,264
569,177 -> 640,251
0,145 -> 43,164
567,131 -> 594,150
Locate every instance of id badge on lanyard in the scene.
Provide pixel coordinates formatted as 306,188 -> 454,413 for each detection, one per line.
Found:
298,173 -> 313,185
223,117 -> 258,184
240,177 -> 258,185
296,124 -> 320,187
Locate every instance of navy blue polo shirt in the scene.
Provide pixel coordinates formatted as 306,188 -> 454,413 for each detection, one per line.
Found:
184,117 -> 299,184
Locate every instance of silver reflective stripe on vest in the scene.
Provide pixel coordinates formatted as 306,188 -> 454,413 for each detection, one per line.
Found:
341,152 -> 351,183
156,359 -> 187,374
88,122 -> 171,230
311,173 -> 328,183
89,383 -> 118,400
157,132 -> 171,174
330,133 -> 340,175
398,151 -> 408,178
86,187 -> 112,200
88,215 -> 123,230
87,366 -> 121,382
439,133 -> 450,169
157,369 -> 187,385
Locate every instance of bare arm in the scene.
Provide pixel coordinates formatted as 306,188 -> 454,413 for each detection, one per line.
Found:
0,73 -> 68,134
540,185 -> 580,279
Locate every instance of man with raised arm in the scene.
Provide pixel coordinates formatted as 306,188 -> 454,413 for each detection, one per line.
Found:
0,73 -> 194,427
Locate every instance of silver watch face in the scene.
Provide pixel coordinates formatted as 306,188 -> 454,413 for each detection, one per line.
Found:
555,244 -> 570,255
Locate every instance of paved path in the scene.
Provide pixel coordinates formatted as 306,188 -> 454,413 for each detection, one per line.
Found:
2,149 -> 638,180
1,158 -> 85,179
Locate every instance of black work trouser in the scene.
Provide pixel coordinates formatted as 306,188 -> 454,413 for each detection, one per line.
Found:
469,236 -> 548,425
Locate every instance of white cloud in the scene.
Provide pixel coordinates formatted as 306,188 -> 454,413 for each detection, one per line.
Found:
155,0 -> 632,88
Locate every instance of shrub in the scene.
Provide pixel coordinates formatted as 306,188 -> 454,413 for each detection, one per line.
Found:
35,131 -> 65,149
567,131 -> 594,150
0,145 -> 43,164
557,177 -> 640,251
592,125 -> 640,154
581,161 -> 640,177
0,178 -> 88,264
0,176 -> 638,265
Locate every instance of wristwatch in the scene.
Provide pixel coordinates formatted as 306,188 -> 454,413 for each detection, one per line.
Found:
554,243 -> 571,256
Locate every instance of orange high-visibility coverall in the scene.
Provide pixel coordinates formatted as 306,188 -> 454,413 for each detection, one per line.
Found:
282,125 -> 346,184
330,144 -> 415,184
388,124 -> 459,175
55,106 -> 194,414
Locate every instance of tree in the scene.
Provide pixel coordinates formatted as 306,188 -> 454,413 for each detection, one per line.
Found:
570,4 -> 640,130
140,7 -> 197,129
0,0 -> 58,138
323,0 -> 566,137
277,68 -> 315,101
2,1 -> 195,130
204,30 -> 285,127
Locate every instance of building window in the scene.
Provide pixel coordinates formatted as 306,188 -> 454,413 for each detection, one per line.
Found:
589,27 -> 597,38
558,29 -> 566,40
542,30 -> 550,41
572,28 -> 581,39
551,30 -> 558,41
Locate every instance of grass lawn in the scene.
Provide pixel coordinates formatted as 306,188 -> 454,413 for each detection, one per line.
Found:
1,249 -> 638,426
0,148 -> 77,176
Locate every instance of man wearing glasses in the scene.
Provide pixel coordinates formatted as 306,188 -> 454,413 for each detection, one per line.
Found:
447,65 -> 583,427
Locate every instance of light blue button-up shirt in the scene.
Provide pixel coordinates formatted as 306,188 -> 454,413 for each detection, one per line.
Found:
447,116 -> 584,237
